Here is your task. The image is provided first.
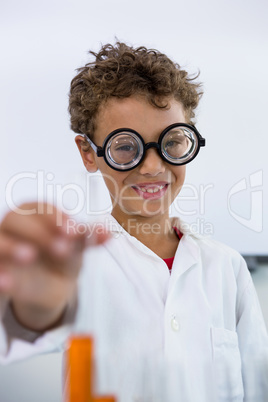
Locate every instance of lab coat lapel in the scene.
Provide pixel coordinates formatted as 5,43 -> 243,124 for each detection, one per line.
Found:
168,234 -> 201,293
100,213 -> 201,277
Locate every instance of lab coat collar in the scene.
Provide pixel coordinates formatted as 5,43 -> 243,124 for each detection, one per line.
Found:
98,213 -> 203,239
98,214 -> 202,274
172,232 -> 200,277
167,217 -> 202,291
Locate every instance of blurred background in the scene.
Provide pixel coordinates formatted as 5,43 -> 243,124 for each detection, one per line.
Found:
0,0 -> 267,400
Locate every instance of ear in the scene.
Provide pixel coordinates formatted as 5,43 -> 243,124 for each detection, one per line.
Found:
75,135 -> 98,173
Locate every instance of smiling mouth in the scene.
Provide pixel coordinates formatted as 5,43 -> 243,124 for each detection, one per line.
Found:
134,184 -> 166,193
131,183 -> 169,199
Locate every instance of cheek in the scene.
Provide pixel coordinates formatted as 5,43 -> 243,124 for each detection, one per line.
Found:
100,168 -> 129,199
173,166 -> 186,182
171,167 -> 186,196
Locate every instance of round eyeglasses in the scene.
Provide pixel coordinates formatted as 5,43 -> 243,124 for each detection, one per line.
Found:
82,123 -> 206,171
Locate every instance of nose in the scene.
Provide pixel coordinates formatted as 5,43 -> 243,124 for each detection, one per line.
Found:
138,148 -> 165,176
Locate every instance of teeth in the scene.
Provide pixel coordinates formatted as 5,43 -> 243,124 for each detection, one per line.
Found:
137,185 -> 165,193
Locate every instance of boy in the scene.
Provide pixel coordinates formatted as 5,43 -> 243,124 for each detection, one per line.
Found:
0,42 -> 267,401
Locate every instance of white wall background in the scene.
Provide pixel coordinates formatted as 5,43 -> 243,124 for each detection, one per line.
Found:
1,0 -> 267,255
0,1 -> 267,400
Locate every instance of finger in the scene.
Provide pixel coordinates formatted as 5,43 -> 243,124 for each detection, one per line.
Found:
3,203 -> 94,248
0,260 -> 76,309
0,233 -> 37,264
84,224 -> 111,247
16,203 -> 87,242
0,271 -> 13,292
11,202 -> 70,236
1,207 -> 72,259
53,219 -> 111,249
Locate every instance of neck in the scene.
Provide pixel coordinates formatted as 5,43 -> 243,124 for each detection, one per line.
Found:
111,210 -> 180,259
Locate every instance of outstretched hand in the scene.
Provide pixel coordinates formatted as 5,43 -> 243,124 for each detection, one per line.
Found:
0,203 -> 109,331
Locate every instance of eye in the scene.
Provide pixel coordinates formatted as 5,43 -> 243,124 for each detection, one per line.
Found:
115,144 -> 135,152
110,139 -> 138,164
165,139 -> 184,148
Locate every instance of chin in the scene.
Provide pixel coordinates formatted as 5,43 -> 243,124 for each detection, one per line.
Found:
131,207 -> 169,219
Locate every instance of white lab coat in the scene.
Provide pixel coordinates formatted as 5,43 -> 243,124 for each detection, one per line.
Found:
0,214 -> 268,401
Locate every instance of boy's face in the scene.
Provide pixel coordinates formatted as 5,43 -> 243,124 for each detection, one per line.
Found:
76,96 -> 186,222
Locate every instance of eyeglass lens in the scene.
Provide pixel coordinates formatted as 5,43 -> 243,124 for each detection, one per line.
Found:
161,127 -> 197,163
106,127 -> 197,169
108,134 -> 142,165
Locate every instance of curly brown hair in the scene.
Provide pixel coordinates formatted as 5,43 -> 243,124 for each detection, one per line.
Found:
69,41 -> 203,139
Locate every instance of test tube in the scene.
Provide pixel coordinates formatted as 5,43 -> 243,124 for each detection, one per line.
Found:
66,334 -> 117,402
67,335 -> 94,402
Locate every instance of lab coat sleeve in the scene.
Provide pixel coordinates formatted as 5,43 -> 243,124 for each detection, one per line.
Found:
236,258 -> 268,402
0,294 -> 77,365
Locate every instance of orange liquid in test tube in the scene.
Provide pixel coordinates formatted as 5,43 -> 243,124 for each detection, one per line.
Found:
67,335 -> 117,402
68,335 -> 94,402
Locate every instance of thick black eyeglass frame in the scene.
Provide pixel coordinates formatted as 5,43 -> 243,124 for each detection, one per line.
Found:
82,123 -> 206,172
